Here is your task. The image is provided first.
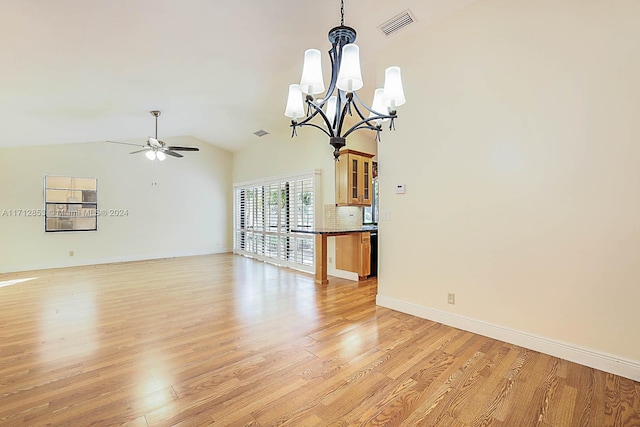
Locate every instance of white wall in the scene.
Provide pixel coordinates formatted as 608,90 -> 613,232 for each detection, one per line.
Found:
375,0 -> 640,379
0,137 -> 232,272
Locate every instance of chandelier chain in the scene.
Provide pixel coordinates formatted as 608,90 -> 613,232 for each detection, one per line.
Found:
340,0 -> 344,26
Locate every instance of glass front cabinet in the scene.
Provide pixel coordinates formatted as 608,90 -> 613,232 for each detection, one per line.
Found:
335,149 -> 374,206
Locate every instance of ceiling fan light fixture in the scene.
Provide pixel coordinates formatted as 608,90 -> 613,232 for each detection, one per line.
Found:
108,110 -> 201,160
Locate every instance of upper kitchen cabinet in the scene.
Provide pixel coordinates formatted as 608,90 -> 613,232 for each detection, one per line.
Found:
335,149 -> 374,206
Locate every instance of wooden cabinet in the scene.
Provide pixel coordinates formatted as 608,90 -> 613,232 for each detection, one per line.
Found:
335,149 -> 374,206
335,232 -> 371,279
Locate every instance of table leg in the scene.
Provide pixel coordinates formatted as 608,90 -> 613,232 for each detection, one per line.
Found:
315,234 -> 328,285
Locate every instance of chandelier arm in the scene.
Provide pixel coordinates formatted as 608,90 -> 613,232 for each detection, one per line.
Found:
321,28 -> 351,102
297,122 -> 333,136
344,99 -> 393,131
351,92 -> 386,117
335,94 -> 354,137
342,117 -> 392,138
343,118 -> 390,138
343,120 -> 385,137
346,94 -> 397,134
294,109 -> 320,127
293,103 -> 325,126
349,94 -> 396,124
323,46 -> 339,101
291,103 -> 333,138
349,98 -> 374,122
300,99 -> 336,137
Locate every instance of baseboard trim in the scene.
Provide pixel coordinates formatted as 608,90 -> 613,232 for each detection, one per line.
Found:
0,249 -> 232,274
376,294 -> 640,382
328,267 -> 359,281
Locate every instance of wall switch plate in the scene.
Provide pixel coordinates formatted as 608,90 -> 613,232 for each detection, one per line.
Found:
395,184 -> 406,194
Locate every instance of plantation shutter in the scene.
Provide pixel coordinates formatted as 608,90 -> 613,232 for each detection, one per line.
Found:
233,171 -> 318,272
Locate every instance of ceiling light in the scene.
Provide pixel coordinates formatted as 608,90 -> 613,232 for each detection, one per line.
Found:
285,0 -> 406,160
145,150 -> 156,161
156,151 -> 166,161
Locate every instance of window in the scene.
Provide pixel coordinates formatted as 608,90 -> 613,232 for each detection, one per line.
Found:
234,171 -> 318,272
45,175 -> 98,232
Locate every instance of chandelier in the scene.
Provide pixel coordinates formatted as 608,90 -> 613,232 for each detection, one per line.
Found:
284,0 -> 406,160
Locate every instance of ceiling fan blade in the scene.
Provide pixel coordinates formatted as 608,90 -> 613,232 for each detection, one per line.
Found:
130,148 -> 151,154
107,140 -> 146,148
167,146 -> 200,152
162,149 -> 184,158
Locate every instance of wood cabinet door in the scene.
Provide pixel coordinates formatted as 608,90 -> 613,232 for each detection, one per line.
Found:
360,232 -> 371,277
335,234 -> 358,272
349,155 -> 360,204
360,157 -> 372,205
335,150 -> 374,206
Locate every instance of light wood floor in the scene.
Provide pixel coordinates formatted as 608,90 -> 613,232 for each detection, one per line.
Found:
1,254 -> 638,426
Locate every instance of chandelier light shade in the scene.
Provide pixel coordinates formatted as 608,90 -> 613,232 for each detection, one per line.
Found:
383,66 -> 406,107
156,151 -> 166,161
145,150 -> 156,161
285,0 -> 406,160
336,44 -> 363,92
369,89 -> 389,124
300,49 -> 325,95
285,84 -> 305,120
325,96 -> 338,127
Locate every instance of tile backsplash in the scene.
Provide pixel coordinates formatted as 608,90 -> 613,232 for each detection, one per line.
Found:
324,205 -> 362,229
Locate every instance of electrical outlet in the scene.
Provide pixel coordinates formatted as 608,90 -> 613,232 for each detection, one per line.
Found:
328,256 -> 333,264
69,251 -> 74,257
448,293 -> 455,305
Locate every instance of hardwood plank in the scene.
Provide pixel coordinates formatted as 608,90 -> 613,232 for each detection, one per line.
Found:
0,254 -> 638,426
604,373 -> 640,427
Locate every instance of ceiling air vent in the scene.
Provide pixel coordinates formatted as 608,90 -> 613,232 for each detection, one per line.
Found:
379,10 -> 416,37
253,129 -> 269,137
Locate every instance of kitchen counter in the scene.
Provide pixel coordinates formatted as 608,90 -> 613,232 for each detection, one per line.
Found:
291,225 -> 378,235
291,226 -> 377,285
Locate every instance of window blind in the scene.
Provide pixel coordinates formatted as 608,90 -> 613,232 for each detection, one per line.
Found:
234,171 -> 317,272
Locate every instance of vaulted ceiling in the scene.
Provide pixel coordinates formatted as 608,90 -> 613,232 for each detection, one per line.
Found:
0,0 -> 476,152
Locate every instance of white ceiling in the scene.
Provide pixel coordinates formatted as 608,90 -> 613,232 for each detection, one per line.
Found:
0,0 -> 477,152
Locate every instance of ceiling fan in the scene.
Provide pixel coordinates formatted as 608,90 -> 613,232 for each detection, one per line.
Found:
107,110 -> 199,160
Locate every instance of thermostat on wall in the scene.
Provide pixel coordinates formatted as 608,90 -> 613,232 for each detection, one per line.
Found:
395,184 -> 406,194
